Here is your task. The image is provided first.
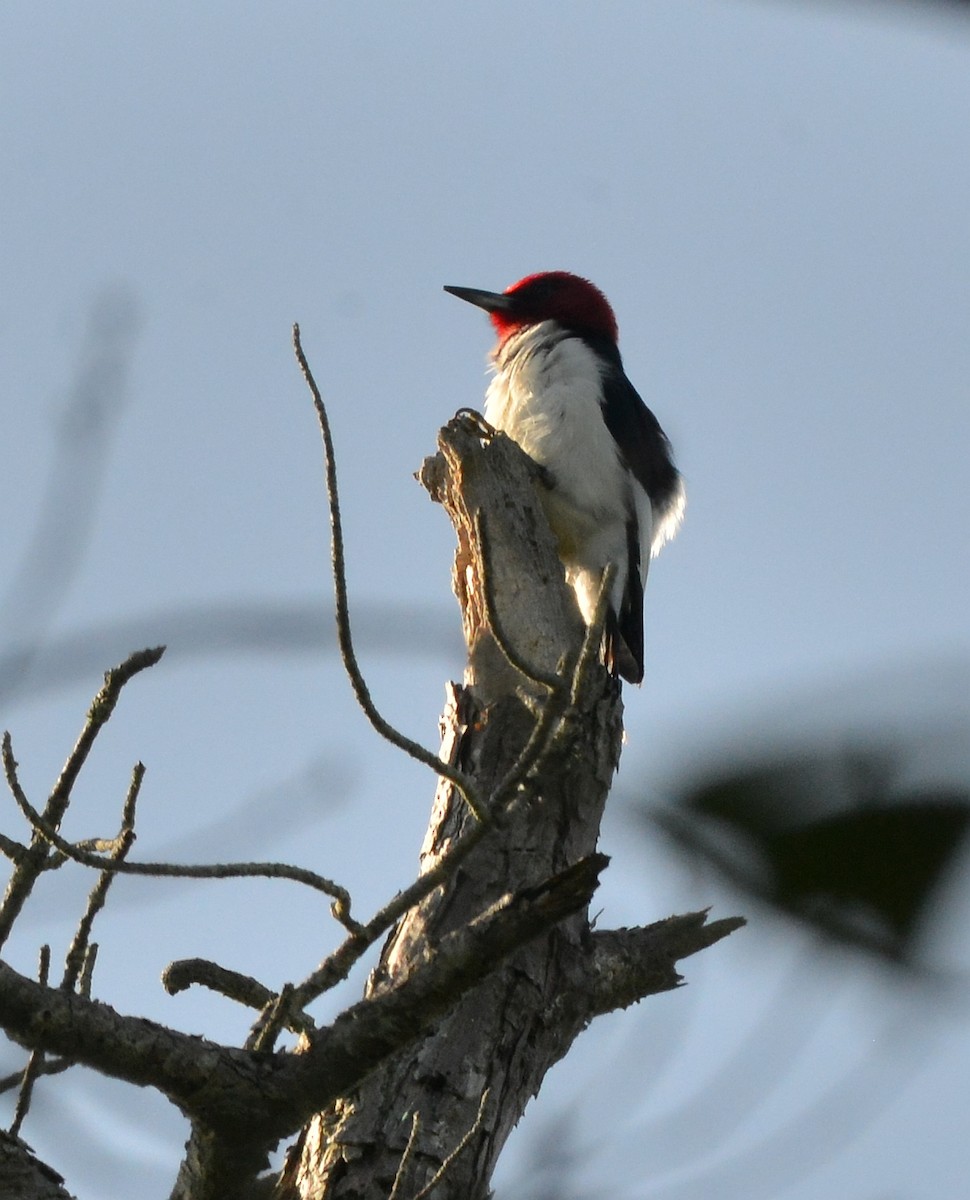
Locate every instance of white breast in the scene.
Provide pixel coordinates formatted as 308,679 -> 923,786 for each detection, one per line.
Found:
484,322 -> 647,623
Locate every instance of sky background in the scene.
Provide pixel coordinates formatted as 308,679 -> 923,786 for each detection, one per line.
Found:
2,1 -> 969,1197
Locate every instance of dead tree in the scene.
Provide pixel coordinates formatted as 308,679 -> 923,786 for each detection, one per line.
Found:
275,408 -> 740,1199
0,334 -> 742,1200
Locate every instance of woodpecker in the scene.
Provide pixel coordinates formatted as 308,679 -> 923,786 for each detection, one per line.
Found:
444,271 -> 684,684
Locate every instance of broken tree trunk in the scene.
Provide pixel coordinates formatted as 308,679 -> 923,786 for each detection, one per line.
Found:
276,415 -> 739,1200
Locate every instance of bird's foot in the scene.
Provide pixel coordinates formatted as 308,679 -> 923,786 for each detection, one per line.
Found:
454,408 -> 498,440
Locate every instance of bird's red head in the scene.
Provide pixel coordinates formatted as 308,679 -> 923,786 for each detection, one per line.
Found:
444,271 -> 619,344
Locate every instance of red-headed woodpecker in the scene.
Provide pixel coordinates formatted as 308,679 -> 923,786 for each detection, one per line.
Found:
444,271 -> 684,684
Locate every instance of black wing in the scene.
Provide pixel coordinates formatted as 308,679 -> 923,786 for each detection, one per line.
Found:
586,334 -> 681,517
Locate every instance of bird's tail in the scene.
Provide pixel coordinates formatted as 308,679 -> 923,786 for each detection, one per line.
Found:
604,609 -> 643,685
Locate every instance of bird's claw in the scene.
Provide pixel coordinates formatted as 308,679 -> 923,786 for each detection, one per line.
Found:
454,408 -> 498,440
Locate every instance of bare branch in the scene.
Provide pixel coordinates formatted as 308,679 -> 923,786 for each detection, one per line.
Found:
293,735 -> 581,1007
162,960 -> 314,1036
484,567 -> 615,819
291,817 -> 494,1007
569,563 -> 616,707
581,912 -> 748,1019
0,1057 -> 70,1096
3,758 -> 360,931
10,945 -> 50,1138
0,647 -> 164,950
248,984 -> 299,1053
78,944 -> 97,998
412,1087 -> 490,1200
61,762 -> 142,992
388,1111 -> 421,1200
476,508 -> 562,691
292,324 -> 487,823
293,854 -> 610,1100
0,856 -> 608,1141
167,856 -> 611,1198
55,648 -> 166,799
0,833 -> 26,865
0,957 -> 290,1135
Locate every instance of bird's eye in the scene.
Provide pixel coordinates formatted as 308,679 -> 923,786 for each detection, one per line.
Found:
519,278 -> 558,308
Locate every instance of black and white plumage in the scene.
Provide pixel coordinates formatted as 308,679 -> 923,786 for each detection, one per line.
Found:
444,271 -> 684,684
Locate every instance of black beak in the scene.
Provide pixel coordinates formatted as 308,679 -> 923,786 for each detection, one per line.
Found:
443,285 -> 512,314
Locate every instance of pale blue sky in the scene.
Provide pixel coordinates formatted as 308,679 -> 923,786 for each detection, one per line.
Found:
2,3 -> 969,1197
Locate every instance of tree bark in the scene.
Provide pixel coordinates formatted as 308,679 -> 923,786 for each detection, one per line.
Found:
276,417 -> 738,1200
0,1131 -> 76,1200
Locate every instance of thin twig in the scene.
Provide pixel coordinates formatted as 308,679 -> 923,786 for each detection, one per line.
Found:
483,581 -> 611,810
248,983 -> 298,1053
2,750 -> 361,931
78,945 -> 97,998
387,1110 -> 422,1200
10,946 -> 51,1136
1,733 -> 32,823
495,570 -> 614,802
292,324 -> 487,823
55,648 -> 165,805
569,564 -> 616,708
290,819 -> 489,1007
485,566 -> 616,812
412,1088 -> 490,1200
61,761 -> 143,991
488,684 -> 571,813
475,509 -> 562,692
10,1054 -> 43,1138
0,1056 -> 70,1096
0,831 -> 26,864
0,648 -> 164,949
163,959 -> 314,1035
